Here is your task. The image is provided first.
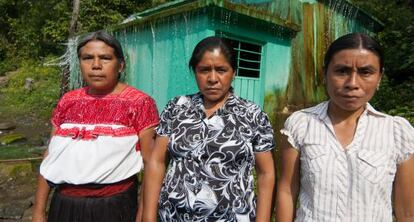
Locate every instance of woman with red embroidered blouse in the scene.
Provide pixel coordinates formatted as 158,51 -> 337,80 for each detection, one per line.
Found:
32,30 -> 159,222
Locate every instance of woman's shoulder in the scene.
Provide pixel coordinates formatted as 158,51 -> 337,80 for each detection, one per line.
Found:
287,102 -> 328,121
393,115 -> 414,131
165,94 -> 198,107
121,85 -> 155,102
59,87 -> 87,101
230,95 -> 264,115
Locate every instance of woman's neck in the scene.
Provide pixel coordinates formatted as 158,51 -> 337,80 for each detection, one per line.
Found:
327,101 -> 366,149
203,92 -> 230,118
327,101 -> 365,124
87,82 -> 126,95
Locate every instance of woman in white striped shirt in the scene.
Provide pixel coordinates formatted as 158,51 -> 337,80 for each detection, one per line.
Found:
276,33 -> 414,222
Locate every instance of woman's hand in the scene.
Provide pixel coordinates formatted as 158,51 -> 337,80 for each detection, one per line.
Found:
31,174 -> 50,222
275,135 -> 300,222
136,127 -> 157,222
142,136 -> 169,222
394,156 -> 414,222
255,150 -> 276,221
32,139 -> 51,222
31,208 -> 46,222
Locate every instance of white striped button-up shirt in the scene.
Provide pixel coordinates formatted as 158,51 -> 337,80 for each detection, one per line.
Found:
281,101 -> 414,222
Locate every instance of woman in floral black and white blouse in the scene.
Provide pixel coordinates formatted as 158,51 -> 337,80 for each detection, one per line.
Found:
143,36 -> 276,222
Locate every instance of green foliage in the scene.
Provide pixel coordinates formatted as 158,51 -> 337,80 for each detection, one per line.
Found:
0,144 -> 43,160
388,106 -> 414,125
371,76 -> 414,125
0,133 -> 26,145
351,0 -> 414,124
0,59 -> 60,118
0,0 -> 153,62
352,0 -> 414,80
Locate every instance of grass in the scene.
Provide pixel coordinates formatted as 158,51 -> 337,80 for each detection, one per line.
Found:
0,59 -> 60,119
0,144 -> 44,160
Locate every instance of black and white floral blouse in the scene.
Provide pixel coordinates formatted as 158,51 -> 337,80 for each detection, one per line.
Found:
156,92 -> 275,222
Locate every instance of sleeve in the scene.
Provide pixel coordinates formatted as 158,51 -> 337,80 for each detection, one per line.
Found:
394,116 -> 414,164
155,97 -> 178,137
252,109 -> 275,153
133,96 -> 159,135
50,94 -> 68,127
279,111 -> 309,150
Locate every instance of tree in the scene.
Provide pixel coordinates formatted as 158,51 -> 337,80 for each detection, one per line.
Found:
60,0 -> 80,96
352,0 -> 414,81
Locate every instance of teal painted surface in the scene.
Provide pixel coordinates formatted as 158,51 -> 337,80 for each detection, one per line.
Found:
116,13 -> 214,110
209,7 -> 294,108
232,77 -> 262,105
113,0 -> 379,113
226,0 -> 302,25
281,1 -> 377,109
67,0 -> 382,116
262,40 -> 291,115
114,4 -> 295,110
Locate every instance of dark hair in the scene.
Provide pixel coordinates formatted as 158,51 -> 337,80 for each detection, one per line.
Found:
77,30 -> 125,65
189,36 -> 237,73
324,33 -> 384,74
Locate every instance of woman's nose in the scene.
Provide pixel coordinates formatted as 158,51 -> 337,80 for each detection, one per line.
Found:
92,58 -> 102,69
207,71 -> 218,83
345,72 -> 359,89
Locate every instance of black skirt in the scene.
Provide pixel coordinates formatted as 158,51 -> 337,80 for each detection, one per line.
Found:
47,180 -> 138,222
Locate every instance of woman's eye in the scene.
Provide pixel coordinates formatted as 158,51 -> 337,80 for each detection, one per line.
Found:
197,67 -> 211,73
359,69 -> 374,77
335,69 -> 348,75
216,67 -> 229,74
81,56 -> 93,60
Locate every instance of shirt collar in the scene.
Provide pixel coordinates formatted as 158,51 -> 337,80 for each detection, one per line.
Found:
192,92 -> 239,115
303,100 -> 387,120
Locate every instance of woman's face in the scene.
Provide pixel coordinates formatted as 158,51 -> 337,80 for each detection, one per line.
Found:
79,40 -> 124,95
326,48 -> 382,112
195,48 -> 235,107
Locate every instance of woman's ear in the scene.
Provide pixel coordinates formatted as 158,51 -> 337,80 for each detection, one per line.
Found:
377,76 -> 382,91
322,68 -> 327,84
118,61 -> 125,74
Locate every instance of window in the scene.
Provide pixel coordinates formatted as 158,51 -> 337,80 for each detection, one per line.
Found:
221,36 -> 262,78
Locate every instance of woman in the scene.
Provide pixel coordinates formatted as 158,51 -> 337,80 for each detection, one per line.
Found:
276,33 -> 414,221
143,36 -> 275,221
32,30 -> 159,222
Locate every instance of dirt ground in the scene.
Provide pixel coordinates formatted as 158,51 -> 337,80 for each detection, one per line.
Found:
0,160 -> 40,222
0,100 -> 51,221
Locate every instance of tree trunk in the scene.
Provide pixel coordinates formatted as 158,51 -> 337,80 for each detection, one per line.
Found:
60,0 -> 80,96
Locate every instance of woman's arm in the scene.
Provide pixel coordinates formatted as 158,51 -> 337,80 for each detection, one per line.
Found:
394,156 -> 414,222
32,128 -> 55,222
142,136 -> 169,222
136,126 -> 156,222
255,150 -> 275,221
275,135 -> 300,222
139,126 -> 157,165
32,174 -> 50,222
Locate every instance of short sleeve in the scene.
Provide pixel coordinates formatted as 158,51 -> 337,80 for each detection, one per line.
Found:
156,97 -> 178,137
252,109 -> 275,152
50,94 -> 68,127
133,96 -> 159,135
280,111 -> 309,150
394,116 -> 414,164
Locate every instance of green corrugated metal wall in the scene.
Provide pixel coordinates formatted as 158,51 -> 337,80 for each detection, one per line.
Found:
115,4 -> 294,110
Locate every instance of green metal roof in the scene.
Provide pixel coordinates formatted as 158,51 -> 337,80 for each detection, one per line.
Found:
114,0 -> 301,32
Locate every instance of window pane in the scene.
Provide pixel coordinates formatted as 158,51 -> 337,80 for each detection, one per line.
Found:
220,36 -> 262,78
